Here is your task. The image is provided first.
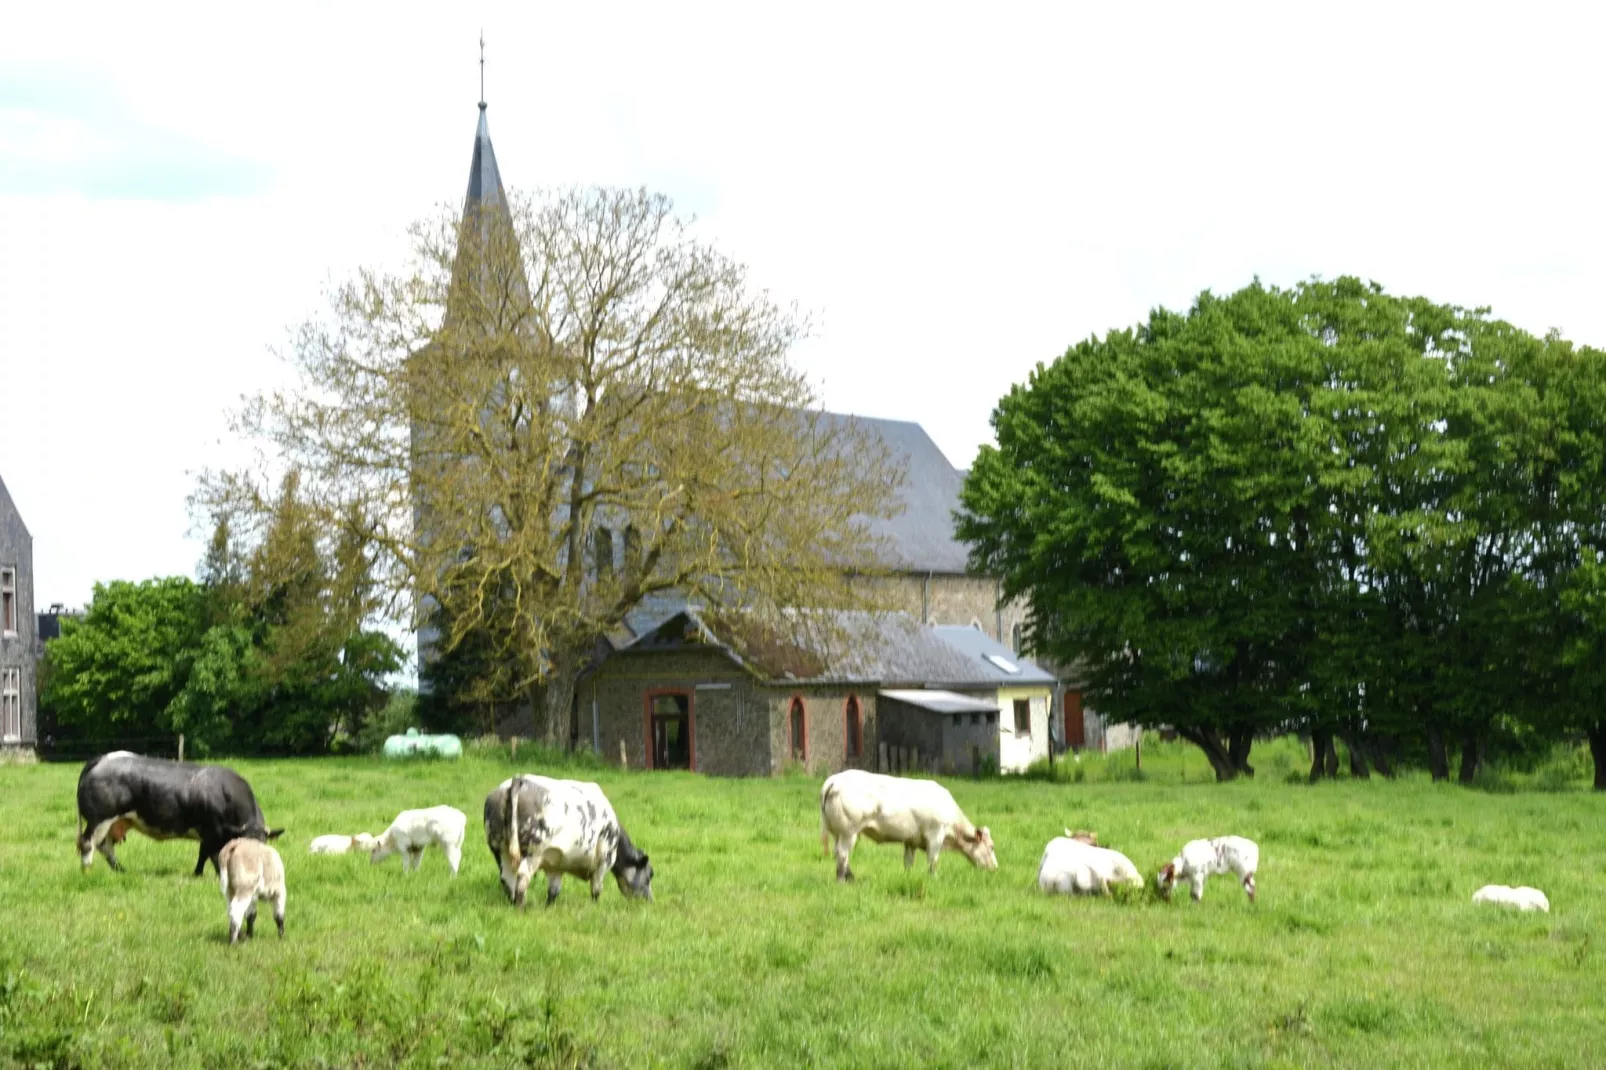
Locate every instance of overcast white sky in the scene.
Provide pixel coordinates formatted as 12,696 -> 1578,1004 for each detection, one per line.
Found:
3,2 -> 1604,611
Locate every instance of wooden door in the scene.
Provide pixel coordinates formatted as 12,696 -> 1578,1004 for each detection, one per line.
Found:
1063,691 -> 1085,750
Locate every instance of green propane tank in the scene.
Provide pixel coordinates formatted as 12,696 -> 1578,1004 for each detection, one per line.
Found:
382,727 -> 463,759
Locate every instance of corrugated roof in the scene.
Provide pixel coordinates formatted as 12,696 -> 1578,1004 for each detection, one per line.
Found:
879,689 -> 1000,714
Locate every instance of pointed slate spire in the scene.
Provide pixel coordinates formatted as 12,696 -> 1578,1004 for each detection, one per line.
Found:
464,103 -> 507,215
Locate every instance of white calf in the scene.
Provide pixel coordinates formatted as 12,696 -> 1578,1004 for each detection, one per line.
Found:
819,770 -> 997,881
1158,836 -> 1260,902
218,838 -> 286,945
308,834 -> 368,855
1037,832 -> 1144,896
369,806 -> 466,876
1472,885 -> 1550,913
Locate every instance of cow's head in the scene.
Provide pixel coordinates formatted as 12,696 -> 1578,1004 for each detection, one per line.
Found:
959,825 -> 998,871
614,852 -> 654,902
352,833 -> 379,853
1068,829 -> 1098,846
1156,860 -> 1180,899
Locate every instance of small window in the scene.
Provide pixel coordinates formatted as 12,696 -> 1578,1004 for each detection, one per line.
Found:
1013,698 -> 1031,736
987,711 -> 997,725
790,697 -> 807,762
0,568 -> 14,635
1011,622 -> 1024,655
593,528 -> 614,580
970,712 -> 981,726
985,653 -> 1021,675
623,525 -> 641,570
844,695 -> 863,759
0,668 -> 18,741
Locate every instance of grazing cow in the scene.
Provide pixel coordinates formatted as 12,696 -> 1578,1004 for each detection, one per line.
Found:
818,770 -> 997,882
219,838 -> 287,945
368,806 -> 467,876
1472,885 -> 1550,913
1037,831 -> 1144,896
483,775 -> 654,907
1157,836 -> 1260,902
76,752 -> 283,876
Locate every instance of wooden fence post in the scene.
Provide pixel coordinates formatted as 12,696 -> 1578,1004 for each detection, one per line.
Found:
619,739 -> 628,769
878,742 -> 888,773
177,734 -> 185,763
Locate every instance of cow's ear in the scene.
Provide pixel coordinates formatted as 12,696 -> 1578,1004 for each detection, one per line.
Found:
266,828 -> 285,840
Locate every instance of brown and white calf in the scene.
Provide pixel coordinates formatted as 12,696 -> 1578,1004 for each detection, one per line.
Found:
1157,836 -> 1260,902
218,838 -> 286,945
819,769 -> 997,881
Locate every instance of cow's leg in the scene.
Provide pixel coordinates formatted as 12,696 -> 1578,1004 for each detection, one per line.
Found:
590,870 -> 606,901
903,845 -> 916,870
445,843 -> 462,878
1243,873 -> 1256,902
926,828 -> 944,874
97,829 -> 125,873
228,896 -> 251,945
194,842 -> 211,878
246,901 -> 258,939
834,833 -> 858,882
545,872 -> 563,907
273,889 -> 287,938
407,847 -> 424,873
1191,873 -> 1207,902
82,818 -> 120,871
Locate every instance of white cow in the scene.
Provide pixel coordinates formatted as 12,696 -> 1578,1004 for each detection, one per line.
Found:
218,837 -> 286,945
368,806 -> 467,876
1036,831 -> 1144,897
1472,885 -> 1550,913
819,770 -> 997,881
1157,836 -> 1260,902
308,833 -> 378,855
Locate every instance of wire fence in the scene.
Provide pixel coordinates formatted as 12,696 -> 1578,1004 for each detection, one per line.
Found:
35,736 -> 324,764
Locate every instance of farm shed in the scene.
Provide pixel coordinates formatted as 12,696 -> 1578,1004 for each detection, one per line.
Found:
583,609 -> 1056,777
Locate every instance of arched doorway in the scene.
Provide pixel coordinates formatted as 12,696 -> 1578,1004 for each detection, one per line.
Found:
844,695 -> 863,760
789,696 -> 807,763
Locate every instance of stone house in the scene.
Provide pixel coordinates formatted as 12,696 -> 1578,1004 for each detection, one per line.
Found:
584,608 -> 1055,777
0,474 -> 36,755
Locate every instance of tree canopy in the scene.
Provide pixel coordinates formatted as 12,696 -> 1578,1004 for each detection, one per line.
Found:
959,278 -> 1606,785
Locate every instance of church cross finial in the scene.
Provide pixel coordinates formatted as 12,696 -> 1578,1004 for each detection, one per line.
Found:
479,32 -> 486,110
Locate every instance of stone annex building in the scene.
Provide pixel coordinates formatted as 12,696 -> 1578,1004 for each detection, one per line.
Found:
0,473 -> 37,755
427,96 -> 1134,775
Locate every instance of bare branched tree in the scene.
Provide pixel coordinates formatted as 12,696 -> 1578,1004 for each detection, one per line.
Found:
201,186 -> 903,743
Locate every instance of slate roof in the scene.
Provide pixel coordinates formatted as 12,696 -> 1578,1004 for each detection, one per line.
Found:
621,608 -> 1056,690
818,412 -> 971,575
464,104 -> 506,213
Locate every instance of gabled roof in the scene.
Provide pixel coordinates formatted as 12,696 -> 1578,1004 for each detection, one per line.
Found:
817,412 -> 971,574
0,473 -> 28,539
618,608 -> 1055,690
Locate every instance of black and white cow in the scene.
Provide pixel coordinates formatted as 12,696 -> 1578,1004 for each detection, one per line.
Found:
482,775 -> 654,907
76,751 -> 283,876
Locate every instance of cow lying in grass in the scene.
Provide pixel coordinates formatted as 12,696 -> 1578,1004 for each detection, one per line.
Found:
308,834 -> 379,855
819,770 -> 997,881
368,807 -> 466,876
1472,884 -> 1550,913
1036,831 -> 1144,897
484,776 -> 654,907
1157,836 -> 1260,902
219,838 -> 286,945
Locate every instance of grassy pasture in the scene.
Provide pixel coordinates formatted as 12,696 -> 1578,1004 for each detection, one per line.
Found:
1,741 -> 1602,1068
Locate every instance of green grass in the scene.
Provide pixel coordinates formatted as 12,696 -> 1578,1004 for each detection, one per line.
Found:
2,745 -> 1603,1068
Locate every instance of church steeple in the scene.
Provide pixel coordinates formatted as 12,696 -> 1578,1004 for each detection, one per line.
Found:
463,34 -> 506,214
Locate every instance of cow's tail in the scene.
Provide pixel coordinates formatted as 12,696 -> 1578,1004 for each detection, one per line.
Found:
819,779 -> 837,857
504,777 -> 522,869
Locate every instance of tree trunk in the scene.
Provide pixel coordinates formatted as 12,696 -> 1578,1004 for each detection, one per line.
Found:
1457,732 -> 1481,785
1227,728 -> 1256,778
1369,735 -> 1396,779
1342,735 -> 1370,779
1588,722 -> 1606,791
1426,726 -> 1450,782
1177,726 -> 1239,782
1308,731 -> 1328,782
540,659 -> 578,748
